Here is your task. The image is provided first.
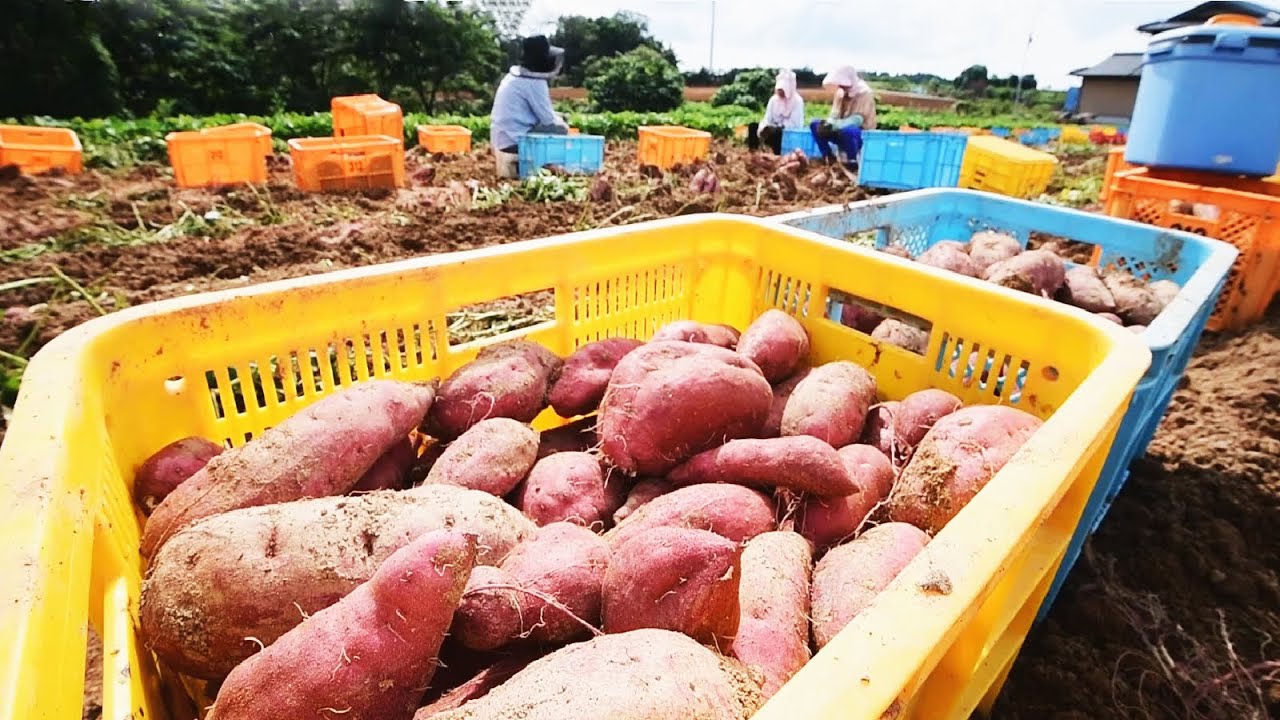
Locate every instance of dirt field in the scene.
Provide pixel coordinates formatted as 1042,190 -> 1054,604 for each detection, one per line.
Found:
2,140 -> 1274,720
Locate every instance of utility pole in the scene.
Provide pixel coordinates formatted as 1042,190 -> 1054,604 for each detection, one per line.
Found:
708,0 -> 716,71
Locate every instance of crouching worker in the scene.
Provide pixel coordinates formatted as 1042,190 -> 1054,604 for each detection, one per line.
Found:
747,69 -> 805,154
810,66 -> 877,168
491,36 -> 570,179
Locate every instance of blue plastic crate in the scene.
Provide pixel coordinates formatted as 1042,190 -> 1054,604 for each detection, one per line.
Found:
517,134 -> 605,179
990,126 -> 1012,138
858,131 -> 967,191
1046,127 -> 1063,140
772,189 -> 1238,623
1019,128 -> 1054,147
781,127 -> 822,159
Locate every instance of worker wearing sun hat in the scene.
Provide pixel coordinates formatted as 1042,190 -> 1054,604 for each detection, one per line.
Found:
490,35 -> 571,178
810,65 -> 878,167
748,69 -> 806,155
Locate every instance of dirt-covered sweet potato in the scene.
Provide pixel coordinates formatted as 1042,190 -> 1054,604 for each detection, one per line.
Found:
548,338 -> 644,417
762,368 -> 810,438
453,523 -> 609,651
133,436 -> 223,514
1104,273 -> 1164,326
887,405 -> 1043,533
917,244 -> 979,278
933,239 -> 971,254
650,320 -> 742,348
796,444 -> 896,550
667,436 -> 856,497
612,478 -> 673,525
515,451 -> 625,529
597,341 -> 772,475
535,416 -> 597,459
142,379 -> 436,558
894,388 -> 964,450
780,360 -> 877,448
736,309 -> 810,383
602,527 -> 742,644
424,418 -> 538,496
810,522 -> 929,649
730,532 -> 813,698
984,250 -> 1066,298
871,319 -> 929,354
427,340 -> 562,440
422,629 -> 764,720
605,483 -> 775,549
140,485 -> 534,679
1059,266 -> 1117,314
350,436 -> 417,492
967,230 -> 1022,275
1149,279 -> 1181,309
207,530 -> 476,720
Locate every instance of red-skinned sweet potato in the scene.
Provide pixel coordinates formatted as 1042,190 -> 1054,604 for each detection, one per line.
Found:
597,341 -> 772,476
839,302 -> 885,334
547,338 -> 644,417
887,405 -> 1043,533
611,478 -> 673,525
133,436 -> 223,514
424,418 -> 538,497
427,341 -> 562,440
667,436 -> 856,497
605,483 -> 775,548
860,401 -> 900,460
649,320 -> 741,348
515,451 -> 626,529
602,527 -> 742,644
736,309 -> 810,383
1096,311 -> 1124,325
730,532 -> 813,698
894,389 -> 964,450
967,230 -> 1021,275
796,444 -> 896,550
142,379 -> 436,558
780,360 -> 877,448
1060,266 -> 1117,314
535,416 -> 597,459
984,249 -> 1066,298
207,530 -> 477,720
810,522 -> 929,649
762,368 -> 810,438
880,244 -> 912,259
917,244 -> 979,278
350,436 -> 418,492
871,319 -> 929,354
1105,273 -> 1164,326
415,653 -> 537,719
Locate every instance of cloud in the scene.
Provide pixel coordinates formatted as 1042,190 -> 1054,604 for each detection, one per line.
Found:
520,0 -> 1193,88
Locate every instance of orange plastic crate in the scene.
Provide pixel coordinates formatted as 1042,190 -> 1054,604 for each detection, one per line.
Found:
637,125 -> 712,170
288,135 -> 405,192
0,125 -> 83,175
165,123 -> 272,188
1100,146 -> 1137,202
1104,167 -> 1280,330
898,125 -> 922,133
416,125 -> 472,154
331,95 -> 403,141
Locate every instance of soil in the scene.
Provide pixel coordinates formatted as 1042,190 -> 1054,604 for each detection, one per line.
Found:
5,141 -> 1273,719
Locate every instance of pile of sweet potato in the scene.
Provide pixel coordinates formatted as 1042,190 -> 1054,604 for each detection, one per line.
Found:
874,230 -> 1181,334
134,310 -> 1044,720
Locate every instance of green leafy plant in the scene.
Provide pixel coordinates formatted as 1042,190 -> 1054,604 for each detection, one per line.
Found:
584,46 -> 684,113
518,171 -> 587,203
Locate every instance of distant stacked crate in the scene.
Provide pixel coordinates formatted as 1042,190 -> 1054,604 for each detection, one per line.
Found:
417,125 -> 472,154
958,136 -> 1057,198
331,94 -> 404,141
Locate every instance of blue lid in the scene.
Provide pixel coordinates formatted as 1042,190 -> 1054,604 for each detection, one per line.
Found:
1147,22 -> 1280,56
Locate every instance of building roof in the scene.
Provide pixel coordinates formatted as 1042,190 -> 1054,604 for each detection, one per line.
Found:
1137,1 -> 1280,34
1070,53 -> 1144,79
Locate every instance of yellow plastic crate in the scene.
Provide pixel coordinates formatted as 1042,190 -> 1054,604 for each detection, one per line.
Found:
1059,125 -> 1090,144
0,215 -> 1148,720
960,136 -> 1058,199
637,125 -> 712,170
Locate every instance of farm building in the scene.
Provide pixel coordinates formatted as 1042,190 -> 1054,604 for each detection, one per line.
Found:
1069,0 -> 1279,121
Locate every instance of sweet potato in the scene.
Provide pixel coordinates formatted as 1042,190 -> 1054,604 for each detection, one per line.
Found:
880,244 -> 912,259
667,436 -> 856,497
984,250 -> 1066,298
1149,279 -> 1181,308
602,527 -> 742,644
424,418 -> 538,496
423,629 -> 764,720
762,368 -> 810,438
515,451 -> 625,529
547,338 -> 644,417
838,302 -> 885,333
730,532 -> 813,698
650,320 -> 741,348
860,401 -> 900,460
453,523 -> 609,650
142,379 -> 436,558
1059,265 -> 1117,314
612,477 -> 673,525
427,341 -> 562,440
887,405 -> 1043,533
796,444 -> 896,550
933,239 -> 971,253
810,522 -> 929,649
1096,311 -> 1124,325
917,244 -> 979,278
894,389 -> 964,450
780,360 -> 877,447
967,230 -> 1021,275
605,483 -> 775,548
597,341 -> 772,475
133,437 -> 223,514
1128,324 -> 1147,333
140,485 -> 534,679
207,531 -> 476,720
871,318 -> 929,353
535,416 -> 597,459
736,309 -> 810,383
415,653 -> 536,719
350,436 -> 417,492
1105,273 -> 1164,326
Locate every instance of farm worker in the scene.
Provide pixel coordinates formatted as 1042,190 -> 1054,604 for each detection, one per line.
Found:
490,35 -> 571,179
810,66 -> 878,167
747,69 -> 806,155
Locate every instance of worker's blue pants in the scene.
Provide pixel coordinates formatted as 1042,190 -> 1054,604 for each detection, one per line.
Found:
810,120 -> 863,161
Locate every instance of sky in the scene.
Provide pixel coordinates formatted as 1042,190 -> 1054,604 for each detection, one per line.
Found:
516,0 -> 1202,89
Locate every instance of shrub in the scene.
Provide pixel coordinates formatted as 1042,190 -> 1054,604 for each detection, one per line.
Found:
584,47 -> 684,113
710,69 -> 777,110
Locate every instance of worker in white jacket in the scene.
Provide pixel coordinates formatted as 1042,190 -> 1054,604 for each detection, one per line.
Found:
490,36 -> 570,178
747,70 -> 805,155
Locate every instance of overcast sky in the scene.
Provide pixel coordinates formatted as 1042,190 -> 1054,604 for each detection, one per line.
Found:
517,0 -> 1198,89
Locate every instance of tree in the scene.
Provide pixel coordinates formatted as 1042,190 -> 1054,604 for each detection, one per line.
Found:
551,13 -> 677,86
0,0 -> 121,118
584,46 -> 684,112
236,0 -> 369,113
1020,74 -> 1038,90
953,64 -> 989,93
